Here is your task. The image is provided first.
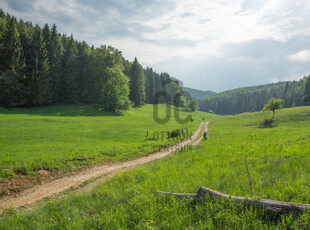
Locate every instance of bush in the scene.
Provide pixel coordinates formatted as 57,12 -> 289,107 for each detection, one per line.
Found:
170,130 -> 180,138
260,118 -> 273,126
203,132 -> 207,139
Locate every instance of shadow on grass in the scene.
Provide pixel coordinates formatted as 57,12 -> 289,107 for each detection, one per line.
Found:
258,118 -> 278,128
259,123 -> 278,129
0,104 -> 123,117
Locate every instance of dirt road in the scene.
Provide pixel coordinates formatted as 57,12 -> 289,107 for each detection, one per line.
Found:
0,122 -> 209,213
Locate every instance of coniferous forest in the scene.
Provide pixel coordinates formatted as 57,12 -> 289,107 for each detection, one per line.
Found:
0,10 -> 189,111
198,79 -> 308,115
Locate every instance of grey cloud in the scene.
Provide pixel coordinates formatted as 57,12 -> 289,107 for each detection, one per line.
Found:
154,38 -> 198,47
222,37 -> 310,60
179,12 -> 195,17
199,18 -> 211,24
42,0 -> 177,44
3,0 -> 35,13
76,0 -> 175,20
0,0 -> 182,48
147,44 -> 310,92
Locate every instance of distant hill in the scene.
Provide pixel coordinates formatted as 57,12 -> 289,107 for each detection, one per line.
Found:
199,79 -> 308,115
182,87 -> 216,100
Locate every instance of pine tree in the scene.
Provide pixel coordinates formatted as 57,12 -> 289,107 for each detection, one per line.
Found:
0,9 -> 8,75
145,68 -> 155,103
28,25 -> 51,105
77,41 -> 89,102
48,24 -> 63,102
42,24 -> 51,50
0,9 -> 6,41
60,34 -> 79,103
18,18 -> 35,106
129,57 -> 146,107
0,17 -> 28,107
86,47 -> 106,103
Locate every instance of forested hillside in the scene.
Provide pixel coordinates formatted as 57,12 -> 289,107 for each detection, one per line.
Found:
182,87 -> 216,100
199,79 -> 307,115
0,10 -> 190,111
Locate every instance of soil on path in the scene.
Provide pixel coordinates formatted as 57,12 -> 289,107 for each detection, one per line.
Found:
0,122 -> 209,213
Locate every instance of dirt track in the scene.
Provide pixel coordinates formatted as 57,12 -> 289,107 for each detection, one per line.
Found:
0,122 -> 209,213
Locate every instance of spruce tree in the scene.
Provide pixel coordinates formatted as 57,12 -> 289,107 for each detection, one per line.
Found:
49,24 -> 63,102
0,9 -> 6,41
28,25 -> 51,105
18,18 -> 33,78
60,34 -> 79,103
129,57 -> 146,107
85,47 -> 105,103
0,9 -> 7,75
0,17 -> 28,107
42,24 -> 50,45
77,41 -> 89,102
145,68 -> 155,103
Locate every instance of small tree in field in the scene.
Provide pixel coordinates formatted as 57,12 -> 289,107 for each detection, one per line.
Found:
263,98 -> 284,120
189,98 -> 198,111
303,75 -> 310,103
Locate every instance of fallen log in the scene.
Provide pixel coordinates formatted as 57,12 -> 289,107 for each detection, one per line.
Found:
157,187 -> 310,213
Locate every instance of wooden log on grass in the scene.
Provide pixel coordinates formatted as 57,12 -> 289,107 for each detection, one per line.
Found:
157,187 -> 310,213
197,187 -> 310,213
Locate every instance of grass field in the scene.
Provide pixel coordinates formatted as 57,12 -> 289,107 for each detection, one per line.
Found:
1,106 -> 310,229
0,104 -> 212,179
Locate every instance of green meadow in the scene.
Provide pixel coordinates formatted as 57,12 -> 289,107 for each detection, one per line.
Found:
1,106 -> 310,229
0,104 -> 211,178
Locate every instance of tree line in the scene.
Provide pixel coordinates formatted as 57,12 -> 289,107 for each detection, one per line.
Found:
0,10 -> 195,112
199,78 -> 308,115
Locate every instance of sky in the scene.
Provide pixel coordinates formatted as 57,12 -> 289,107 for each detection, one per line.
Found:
1,0 -> 310,92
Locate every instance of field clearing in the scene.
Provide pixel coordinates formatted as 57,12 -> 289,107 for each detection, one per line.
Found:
1,106 -> 310,228
0,104 -> 213,179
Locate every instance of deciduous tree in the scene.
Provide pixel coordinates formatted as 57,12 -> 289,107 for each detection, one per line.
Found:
189,98 -> 198,111
263,98 -> 284,120
99,66 -> 130,112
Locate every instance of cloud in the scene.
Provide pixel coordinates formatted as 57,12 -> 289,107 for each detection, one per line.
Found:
288,50 -> 310,62
146,36 -> 310,92
1,0 -> 310,91
2,0 -> 36,13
